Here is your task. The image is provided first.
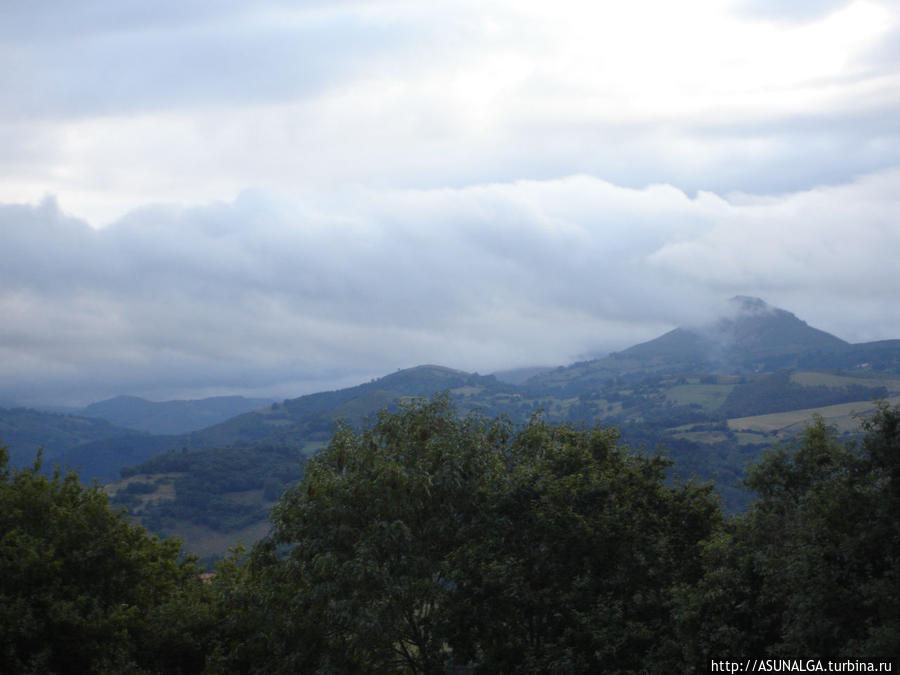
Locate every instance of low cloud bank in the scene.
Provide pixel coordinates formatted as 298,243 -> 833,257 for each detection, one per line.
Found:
2,169 -> 899,405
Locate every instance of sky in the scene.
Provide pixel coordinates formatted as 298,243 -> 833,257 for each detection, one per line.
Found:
2,0 -> 900,406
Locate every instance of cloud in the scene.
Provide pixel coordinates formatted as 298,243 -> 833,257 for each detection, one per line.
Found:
2,168 -> 899,404
1,1 -> 898,225
1,1 -> 898,404
734,0 -> 854,23
0,2 -> 411,119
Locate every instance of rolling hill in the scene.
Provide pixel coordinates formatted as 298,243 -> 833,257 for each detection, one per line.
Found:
47,298 -> 900,484
526,296 -> 859,393
7,296 -> 900,557
78,394 -> 275,434
0,407 -> 146,470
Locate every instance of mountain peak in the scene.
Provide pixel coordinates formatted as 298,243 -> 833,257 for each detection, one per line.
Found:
728,295 -> 772,314
615,297 -> 847,372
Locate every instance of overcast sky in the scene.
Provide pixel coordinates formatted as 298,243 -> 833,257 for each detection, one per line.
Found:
2,0 -> 899,405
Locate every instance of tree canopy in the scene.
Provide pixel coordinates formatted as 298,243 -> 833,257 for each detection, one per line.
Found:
217,395 -> 721,672
679,404 -> 900,665
0,446 -> 218,674
2,397 -> 898,673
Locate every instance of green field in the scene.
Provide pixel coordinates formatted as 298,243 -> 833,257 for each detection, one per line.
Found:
727,395 -> 900,434
790,371 -> 900,390
165,520 -> 272,560
105,472 -> 183,506
664,384 -> 734,410
671,430 -> 731,443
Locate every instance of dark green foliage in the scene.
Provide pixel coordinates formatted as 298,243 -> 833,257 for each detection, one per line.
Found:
3,398 -> 900,672
123,479 -> 158,494
445,421 -> 721,672
217,396 -> 721,672
719,369 -> 886,417
678,404 -> 900,665
0,444 -> 218,674
123,444 -> 306,533
618,422 -> 768,512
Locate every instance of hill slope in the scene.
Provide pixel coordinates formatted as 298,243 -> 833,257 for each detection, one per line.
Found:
10,297 -> 900,557
57,299 -> 900,487
79,395 -> 275,434
527,296 -> 868,394
0,407 -> 146,471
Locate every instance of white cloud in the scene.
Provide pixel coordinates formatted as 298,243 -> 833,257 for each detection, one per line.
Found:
1,1 -> 898,404
2,168 -> 899,404
1,1 -> 898,224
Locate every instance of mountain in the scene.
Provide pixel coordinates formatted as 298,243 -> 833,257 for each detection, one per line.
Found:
55,299 -> 900,485
526,296 -> 868,394
623,296 -> 848,366
8,297 -> 900,557
185,365 -> 503,448
78,395 -> 276,435
0,407 -> 146,470
17,296 -> 900,480
491,365 -> 555,385
45,366 -> 503,484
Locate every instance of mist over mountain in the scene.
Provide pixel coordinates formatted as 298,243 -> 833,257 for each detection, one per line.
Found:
528,296 -> 886,392
615,295 -> 849,368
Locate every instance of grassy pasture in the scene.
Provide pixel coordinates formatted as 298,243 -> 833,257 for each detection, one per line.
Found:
664,384 -> 734,410
727,395 -> 900,434
733,431 -> 771,446
104,472 -> 183,506
671,430 -> 731,444
165,520 -> 272,560
790,371 -> 900,390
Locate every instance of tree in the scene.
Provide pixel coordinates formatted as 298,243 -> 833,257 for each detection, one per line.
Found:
678,406 -> 900,665
224,395 -> 721,673
0,444 -> 218,674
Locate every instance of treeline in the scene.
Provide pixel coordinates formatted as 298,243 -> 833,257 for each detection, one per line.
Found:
718,369 -> 886,417
1,397 -> 898,672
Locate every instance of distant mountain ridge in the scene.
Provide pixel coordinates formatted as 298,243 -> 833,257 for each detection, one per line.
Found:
527,296 -> 884,393
623,296 -> 848,366
7,298 -> 900,490
79,394 -> 276,435
0,407 -> 143,470
11,296 -> 899,556
183,365 -> 501,450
